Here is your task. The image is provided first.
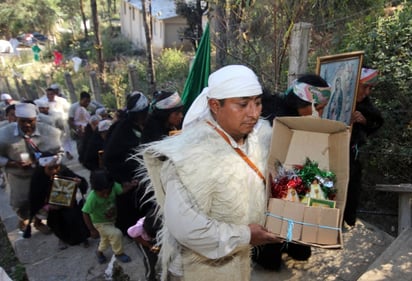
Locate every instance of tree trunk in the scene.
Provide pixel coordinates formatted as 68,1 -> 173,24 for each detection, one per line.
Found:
141,0 -> 156,94
79,0 -> 88,39
90,0 -> 104,84
213,0 -> 227,68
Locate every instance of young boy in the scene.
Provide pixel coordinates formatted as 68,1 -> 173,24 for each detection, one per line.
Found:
82,169 -> 135,264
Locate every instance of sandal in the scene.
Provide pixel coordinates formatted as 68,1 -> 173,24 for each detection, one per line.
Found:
115,253 -> 131,263
96,251 -> 107,264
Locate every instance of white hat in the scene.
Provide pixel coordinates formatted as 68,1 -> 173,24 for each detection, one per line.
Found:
89,114 -> 102,125
38,154 -> 62,167
48,83 -> 59,90
96,107 -> 107,116
34,99 -> 49,108
98,120 -> 112,132
15,103 -> 37,118
182,65 -> 262,129
1,93 -> 12,101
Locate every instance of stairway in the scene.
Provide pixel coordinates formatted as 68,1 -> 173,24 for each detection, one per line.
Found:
358,227 -> 412,281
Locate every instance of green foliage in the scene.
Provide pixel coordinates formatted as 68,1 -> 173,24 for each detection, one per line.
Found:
155,48 -> 190,93
341,4 -> 412,186
175,0 -> 205,50
101,30 -> 136,61
0,0 -> 57,37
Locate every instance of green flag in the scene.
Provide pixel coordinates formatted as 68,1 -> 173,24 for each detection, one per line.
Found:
181,22 -> 211,113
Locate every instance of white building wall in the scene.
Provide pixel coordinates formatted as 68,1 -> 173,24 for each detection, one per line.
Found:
120,0 -> 191,52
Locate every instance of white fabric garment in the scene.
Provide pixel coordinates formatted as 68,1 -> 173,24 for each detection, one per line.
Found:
72,57 -> 82,72
36,95 -> 70,120
162,160 -> 250,261
73,105 -> 91,128
182,65 -> 262,129
142,117 -> 272,281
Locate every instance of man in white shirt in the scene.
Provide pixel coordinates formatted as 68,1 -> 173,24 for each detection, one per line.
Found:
36,84 -> 70,120
0,103 -> 62,232
68,91 -> 91,155
142,65 -> 281,281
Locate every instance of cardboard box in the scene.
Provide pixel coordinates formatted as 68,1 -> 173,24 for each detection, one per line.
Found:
265,116 -> 350,248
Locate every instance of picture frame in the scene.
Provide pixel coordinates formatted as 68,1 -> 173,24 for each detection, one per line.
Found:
316,51 -> 364,126
307,197 -> 336,209
48,176 -> 78,207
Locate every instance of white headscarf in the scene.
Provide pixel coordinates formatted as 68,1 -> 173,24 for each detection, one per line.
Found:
182,65 -> 262,129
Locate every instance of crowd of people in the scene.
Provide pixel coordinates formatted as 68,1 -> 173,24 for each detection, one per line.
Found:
0,64 -> 382,281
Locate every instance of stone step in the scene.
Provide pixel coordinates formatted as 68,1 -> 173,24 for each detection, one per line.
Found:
358,227 -> 412,281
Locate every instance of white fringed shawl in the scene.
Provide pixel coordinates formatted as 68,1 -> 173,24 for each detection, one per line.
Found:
137,118 -> 272,281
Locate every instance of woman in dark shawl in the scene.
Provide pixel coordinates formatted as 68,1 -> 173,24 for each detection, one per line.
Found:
103,92 -> 150,234
141,90 -> 184,144
29,153 -> 90,249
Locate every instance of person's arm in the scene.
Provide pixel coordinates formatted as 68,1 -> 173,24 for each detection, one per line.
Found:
82,212 -> 99,238
162,161 -> 280,260
120,179 -> 139,194
68,116 -> 76,131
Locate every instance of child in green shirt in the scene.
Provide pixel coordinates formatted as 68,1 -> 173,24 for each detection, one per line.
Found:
82,169 -> 136,264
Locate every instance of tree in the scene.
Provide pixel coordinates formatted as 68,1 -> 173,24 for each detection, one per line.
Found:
207,0 -> 385,91
55,0 -> 89,39
342,3 -> 412,183
175,0 -> 208,50
141,0 -> 156,94
79,0 -> 89,39
0,0 -> 56,37
91,0 -> 104,81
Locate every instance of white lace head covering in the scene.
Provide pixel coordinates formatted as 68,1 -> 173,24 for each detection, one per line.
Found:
182,65 -> 262,129
38,154 -> 62,167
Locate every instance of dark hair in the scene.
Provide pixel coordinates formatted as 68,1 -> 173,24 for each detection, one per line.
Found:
90,169 -> 114,191
5,104 -> 15,115
22,100 -> 36,105
80,91 -> 91,100
283,74 -> 329,114
297,74 -> 329,87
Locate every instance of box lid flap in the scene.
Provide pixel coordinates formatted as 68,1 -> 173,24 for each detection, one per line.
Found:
275,116 -> 348,133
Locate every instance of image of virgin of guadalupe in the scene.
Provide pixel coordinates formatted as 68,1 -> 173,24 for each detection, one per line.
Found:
327,77 -> 343,121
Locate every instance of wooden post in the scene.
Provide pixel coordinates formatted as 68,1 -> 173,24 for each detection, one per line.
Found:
13,77 -> 24,100
21,79 -> 36,100
128,64 -> 139,92
398,193 -> 412,234
31,80 -> 42,99
288,22 -> 312,86
64,72 -> 77,103
0,76 -> 14,99
89,71 -> 102,104
45,74 -> 52,87
376,184 -> 412,235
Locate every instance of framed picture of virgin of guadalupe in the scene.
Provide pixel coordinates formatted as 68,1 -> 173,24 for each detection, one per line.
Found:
316,51 -> 364,126
48,176 -> 78,207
